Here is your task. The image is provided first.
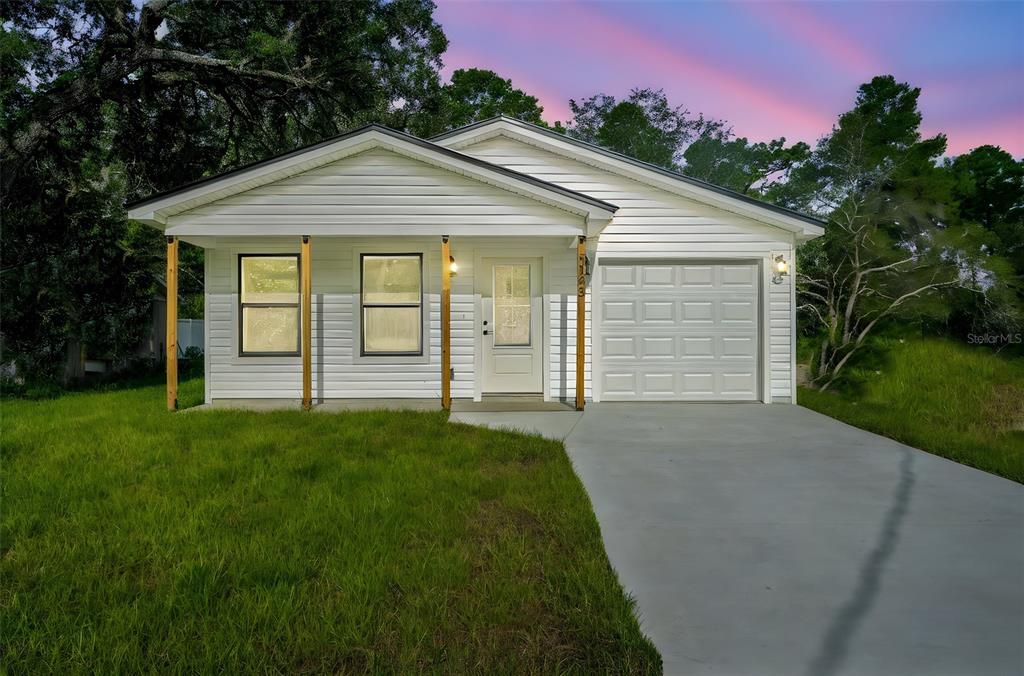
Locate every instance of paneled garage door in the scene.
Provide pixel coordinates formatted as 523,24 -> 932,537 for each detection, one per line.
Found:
597,262 -> 761,401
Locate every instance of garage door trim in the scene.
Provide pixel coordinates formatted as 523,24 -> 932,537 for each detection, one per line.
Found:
589,260 -> 765,401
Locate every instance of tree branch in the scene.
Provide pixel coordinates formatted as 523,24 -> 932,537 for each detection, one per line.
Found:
796,274 -> 830,291
820,279 -> 960,390
797,303 -> 827,327
136,48 -> 322,89
859,255 -> 917,276
797,288 -> 830,304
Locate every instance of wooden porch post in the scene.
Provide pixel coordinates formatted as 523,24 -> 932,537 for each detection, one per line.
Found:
301,235 -> 312,410
166,236 -> 178,411
441,235 -> 452,411
576,235 -> 586,411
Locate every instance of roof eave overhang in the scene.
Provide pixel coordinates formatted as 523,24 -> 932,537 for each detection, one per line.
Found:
435,118 -> 825,241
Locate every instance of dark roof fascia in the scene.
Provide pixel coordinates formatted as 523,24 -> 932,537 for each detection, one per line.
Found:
432,116 -> 825,229
127,124 -> 618,214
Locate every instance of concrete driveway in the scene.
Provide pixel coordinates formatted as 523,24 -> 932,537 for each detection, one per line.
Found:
453,403 -> 1024,676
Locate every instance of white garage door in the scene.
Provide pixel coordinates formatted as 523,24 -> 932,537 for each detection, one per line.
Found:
597,262 -> 761,401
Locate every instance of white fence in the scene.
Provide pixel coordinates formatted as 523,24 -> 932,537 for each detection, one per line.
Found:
177,319 -> 204,355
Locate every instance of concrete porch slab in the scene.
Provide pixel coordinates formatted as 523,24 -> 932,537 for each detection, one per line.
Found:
451,397 -> 575,412
192,398 -> 441,412
448,411 -> 583,440
190,398 -> 574,416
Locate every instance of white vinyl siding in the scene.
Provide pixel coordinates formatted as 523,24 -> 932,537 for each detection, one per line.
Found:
204,236 -> 582,401
769,259 -> 795,401
167,147 -> 583,232
189,133 -> 796,403
181,145 -> 588,402
456,136 -> 795,401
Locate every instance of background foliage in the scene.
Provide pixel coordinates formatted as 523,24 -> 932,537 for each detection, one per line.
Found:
2,0 -> 1021,385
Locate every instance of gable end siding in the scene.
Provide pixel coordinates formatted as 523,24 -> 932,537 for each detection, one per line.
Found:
169,147 -> 586,230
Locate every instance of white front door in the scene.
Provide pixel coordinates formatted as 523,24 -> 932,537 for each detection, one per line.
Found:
480,258 -> 543,393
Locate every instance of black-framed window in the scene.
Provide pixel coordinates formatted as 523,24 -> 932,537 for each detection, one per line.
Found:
360,253 -> 423,356
238,254 -> 300,356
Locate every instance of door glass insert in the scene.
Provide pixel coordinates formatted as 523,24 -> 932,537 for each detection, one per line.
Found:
493,264 -> 531,346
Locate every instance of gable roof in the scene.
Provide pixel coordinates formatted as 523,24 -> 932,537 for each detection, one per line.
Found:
127,124 -> 617,228
432,116 -> 825,240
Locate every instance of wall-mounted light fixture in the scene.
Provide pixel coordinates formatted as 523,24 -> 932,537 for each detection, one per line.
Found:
584,254 -> 592,280
448,255 -> 458,277
772,254 -> 790,284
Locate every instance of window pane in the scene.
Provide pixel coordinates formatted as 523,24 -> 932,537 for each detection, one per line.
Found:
495,305 -> 531,345
494,264 -> 531,346
513,264 -> 530,297
495,264 -> 513,300
364,306 -> 420,353
241,257 -> 298,304
363,256 -> 421,304
242,306 -> 298,353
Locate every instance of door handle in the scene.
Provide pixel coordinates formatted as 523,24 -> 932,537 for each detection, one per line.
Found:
483,330 -> 490,335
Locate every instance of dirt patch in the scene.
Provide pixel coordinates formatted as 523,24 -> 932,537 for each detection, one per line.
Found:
477,460 -> 523,479
463,498 -> 554,588
987,384 -> 1024,431
468,499 -> 546,542
435,500 -> 578,669
477,452 -> 546,479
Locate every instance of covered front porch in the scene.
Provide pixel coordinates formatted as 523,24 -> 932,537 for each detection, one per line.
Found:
164,233 -> 590,412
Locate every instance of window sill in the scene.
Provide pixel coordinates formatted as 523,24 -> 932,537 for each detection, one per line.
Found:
353,353 -> 431,365
230,354 -> 302,366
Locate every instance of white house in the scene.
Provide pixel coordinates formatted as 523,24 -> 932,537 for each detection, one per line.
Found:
127,116 -> 823,410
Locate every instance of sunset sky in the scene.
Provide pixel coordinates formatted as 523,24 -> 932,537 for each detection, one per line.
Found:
434,0 -> 1024,157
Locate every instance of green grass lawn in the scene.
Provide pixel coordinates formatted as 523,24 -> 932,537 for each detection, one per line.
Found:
1,379 -> 660,674
799,338 -> 1024,483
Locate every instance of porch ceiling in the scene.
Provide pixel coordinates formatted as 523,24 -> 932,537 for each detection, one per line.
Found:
180,232 -> 589,249
166,222 -> 593,239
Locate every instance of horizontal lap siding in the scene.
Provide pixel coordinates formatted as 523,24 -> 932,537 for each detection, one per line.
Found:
197,140 -> 792,402
459,136 -> 795,401
207,238 -> 454,400
206,236 -> 579,401
170,148 -> 580,230
191,147 -> 587,401
546,254 -> 591,401
768,261 -> 794,400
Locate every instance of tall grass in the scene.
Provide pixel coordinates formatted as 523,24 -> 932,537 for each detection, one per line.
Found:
1,379 -> 660,674
800,338 -> 1024,483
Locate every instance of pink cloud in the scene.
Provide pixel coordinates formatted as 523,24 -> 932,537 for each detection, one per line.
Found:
916,66 -> 1024,105
570,4 -> 832,133
437,0 -> 834,142
930,112 -> 1024,157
